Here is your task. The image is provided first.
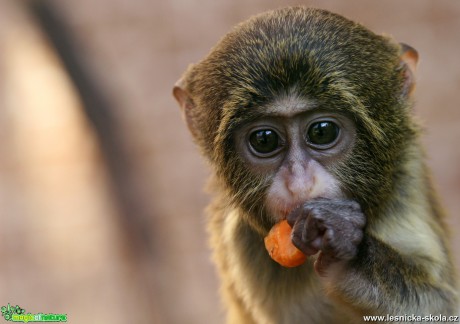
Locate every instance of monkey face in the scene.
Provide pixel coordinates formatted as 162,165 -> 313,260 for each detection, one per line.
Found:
174,7 -> 419,233
233,95 -> 356,224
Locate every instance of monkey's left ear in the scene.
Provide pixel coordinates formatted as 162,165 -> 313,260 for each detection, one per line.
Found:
173,77 -> 199,139
399,43 -> 419,97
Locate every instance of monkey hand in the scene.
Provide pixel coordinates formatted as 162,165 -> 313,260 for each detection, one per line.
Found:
287,198 -> 366,277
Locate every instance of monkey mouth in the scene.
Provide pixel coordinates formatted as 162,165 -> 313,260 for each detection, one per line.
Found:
276,203 -> 303,221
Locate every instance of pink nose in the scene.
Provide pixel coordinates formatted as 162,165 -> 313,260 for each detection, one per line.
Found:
285,162 -> 315,200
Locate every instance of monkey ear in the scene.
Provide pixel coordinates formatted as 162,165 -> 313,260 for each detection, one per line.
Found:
173,77 -> 199,138
399,43 -> 419,97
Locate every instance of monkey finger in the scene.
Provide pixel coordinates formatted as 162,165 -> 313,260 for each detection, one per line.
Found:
286,204 -> 304,227
291,217 -> 319,256
290,216 -> 306,242
313,251 -> 336,277
303,212 -> 325,243
321,228 -> 336,255
292,234 -> 319,256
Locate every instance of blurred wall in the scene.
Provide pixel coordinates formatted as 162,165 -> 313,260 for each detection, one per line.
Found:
0,1 -> 459,323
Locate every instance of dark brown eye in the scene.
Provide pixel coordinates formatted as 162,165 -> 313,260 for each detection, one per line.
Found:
306,121 -> 339,146
249,129 -> 280,154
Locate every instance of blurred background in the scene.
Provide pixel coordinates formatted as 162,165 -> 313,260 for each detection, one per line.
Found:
0,0 -> 459,323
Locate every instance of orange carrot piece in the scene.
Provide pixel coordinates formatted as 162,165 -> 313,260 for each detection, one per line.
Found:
264,220 -> 307,267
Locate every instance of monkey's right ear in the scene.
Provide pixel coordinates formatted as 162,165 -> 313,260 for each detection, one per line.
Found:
399,43 -> 419,98
173,78 -> 199,138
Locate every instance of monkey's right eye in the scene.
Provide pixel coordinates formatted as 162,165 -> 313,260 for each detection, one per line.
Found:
248,129 -> 281,155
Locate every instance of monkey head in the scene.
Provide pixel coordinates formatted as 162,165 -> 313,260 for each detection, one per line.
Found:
173,7 -> 419,234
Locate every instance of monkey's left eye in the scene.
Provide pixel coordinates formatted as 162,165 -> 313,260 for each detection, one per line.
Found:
248,129 -> 281,155
306,121 -> 340,147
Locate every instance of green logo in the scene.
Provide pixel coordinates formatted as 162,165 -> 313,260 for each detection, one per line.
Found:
1,304 -> 67,323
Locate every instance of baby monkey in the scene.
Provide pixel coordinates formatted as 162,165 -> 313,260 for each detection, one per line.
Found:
173,7 -> 458,323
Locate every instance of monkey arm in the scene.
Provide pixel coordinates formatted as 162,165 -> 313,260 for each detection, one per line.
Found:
288,196 -> 458,316
325,232 -> 458,316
